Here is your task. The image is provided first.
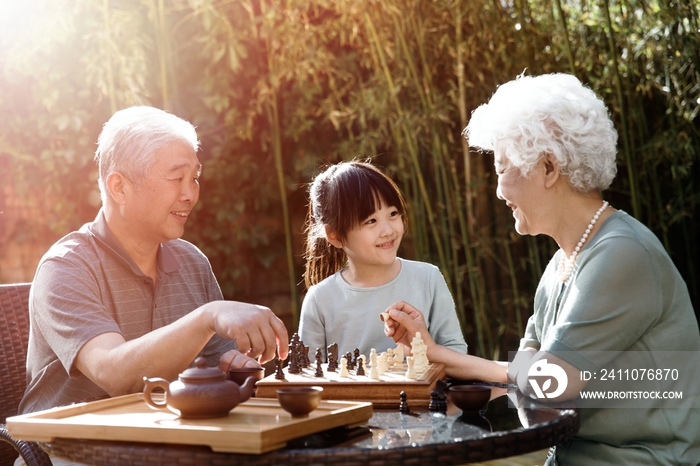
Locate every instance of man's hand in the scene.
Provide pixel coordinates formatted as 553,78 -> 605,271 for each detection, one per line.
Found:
219,349 -> 263,373
206,301 -> 289,364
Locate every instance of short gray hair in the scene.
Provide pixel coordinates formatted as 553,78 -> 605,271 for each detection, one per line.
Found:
464,73 -> 618,193
94,106 -> 199,204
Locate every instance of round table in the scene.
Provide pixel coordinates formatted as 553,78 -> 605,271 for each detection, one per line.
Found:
41,390 -> 579,465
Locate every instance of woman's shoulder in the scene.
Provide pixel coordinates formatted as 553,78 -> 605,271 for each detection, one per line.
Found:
594,211 -> 665,253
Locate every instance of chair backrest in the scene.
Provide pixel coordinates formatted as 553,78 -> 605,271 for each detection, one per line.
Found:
0,283 -> 32,424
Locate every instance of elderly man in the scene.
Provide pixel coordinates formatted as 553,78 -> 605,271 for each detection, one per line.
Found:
19,106 -> 288,419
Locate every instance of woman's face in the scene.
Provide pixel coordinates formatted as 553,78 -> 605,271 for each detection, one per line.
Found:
494,150 -> 544,236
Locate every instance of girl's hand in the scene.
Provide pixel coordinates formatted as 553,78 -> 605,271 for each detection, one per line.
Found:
383,301 -> 430,347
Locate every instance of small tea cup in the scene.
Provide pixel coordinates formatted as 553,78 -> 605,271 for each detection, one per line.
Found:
277,386 -> 323,417
448,384 -> 491,415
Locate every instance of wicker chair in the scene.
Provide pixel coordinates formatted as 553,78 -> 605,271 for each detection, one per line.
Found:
0,283 -> 52,466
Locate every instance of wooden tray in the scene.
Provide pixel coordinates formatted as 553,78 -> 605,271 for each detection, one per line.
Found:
6,393 -> 373,454
256,362 -> 446,407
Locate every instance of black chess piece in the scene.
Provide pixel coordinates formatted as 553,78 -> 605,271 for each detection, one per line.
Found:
438,392 -> 448,414
327,353 -> 337,372
428,389 -> 440,412
314,348 -> 324,377
353,348 -> 360,366
327,342 -> 338,365
356,356 -> 365,376
288,334 -> 301,374
274,357 -> 286,380
303,345 -> 311,368
345,352 -> 355,370
399,391 -> 410,414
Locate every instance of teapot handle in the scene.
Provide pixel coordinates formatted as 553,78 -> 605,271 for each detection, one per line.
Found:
142,377 -> 170,410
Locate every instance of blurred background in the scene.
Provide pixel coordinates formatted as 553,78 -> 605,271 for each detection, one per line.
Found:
1,0 -> 698,359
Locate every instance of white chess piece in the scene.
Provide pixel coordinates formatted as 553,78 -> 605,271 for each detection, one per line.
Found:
386,348 -> 395,367
394,343 -> 404,364
378,352 -> 387,375
339,357 -> 349,377
411,332 -> 428,373
405,356 -> 416,380
369,349 -> 379,380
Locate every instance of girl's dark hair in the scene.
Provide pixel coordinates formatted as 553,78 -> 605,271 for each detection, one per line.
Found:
303,161 -> 407,288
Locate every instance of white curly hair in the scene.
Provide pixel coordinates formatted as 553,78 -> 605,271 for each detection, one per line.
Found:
464,73 -> 618,193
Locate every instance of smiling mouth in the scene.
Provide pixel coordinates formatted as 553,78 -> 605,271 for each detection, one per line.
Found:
172,211 -> 189,218
377,239 -> 395,248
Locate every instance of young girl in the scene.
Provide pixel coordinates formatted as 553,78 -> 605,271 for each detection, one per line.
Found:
298,161 -> 467,360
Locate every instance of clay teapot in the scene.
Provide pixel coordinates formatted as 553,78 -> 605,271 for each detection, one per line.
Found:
142,357 -> 256,419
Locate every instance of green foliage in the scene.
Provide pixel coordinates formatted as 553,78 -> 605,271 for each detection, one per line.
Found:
1,0 -> 697,355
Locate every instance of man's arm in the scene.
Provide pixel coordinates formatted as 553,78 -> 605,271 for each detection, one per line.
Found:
75,300 -> 288,396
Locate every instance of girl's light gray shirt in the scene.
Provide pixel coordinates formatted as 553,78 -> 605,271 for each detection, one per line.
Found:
298,258 -> 467,359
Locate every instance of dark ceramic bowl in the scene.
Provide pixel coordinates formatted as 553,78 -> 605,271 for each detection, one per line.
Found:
448,385 -> 491,415
228,367 -> 265,386
276,386 -> 323,417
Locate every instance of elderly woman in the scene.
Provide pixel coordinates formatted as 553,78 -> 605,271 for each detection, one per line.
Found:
384,73 -> 700,465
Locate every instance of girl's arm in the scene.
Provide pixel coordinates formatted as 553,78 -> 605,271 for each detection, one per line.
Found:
384,303 -> 507,383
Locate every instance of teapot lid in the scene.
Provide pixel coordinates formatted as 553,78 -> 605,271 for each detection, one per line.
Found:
179,357 -> 226,383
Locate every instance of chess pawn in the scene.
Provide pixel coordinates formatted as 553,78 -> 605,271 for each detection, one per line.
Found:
405,356 -> 416,380
386,348 -> 395,367
314,348 -> 324,377
274,357 -> 286,380
356,356 -> 365,376
369,349 -> 379,380
345,352 -> 354,370
428,390 -> 440,412
339,357 -> 349,377
399,391 -> 410,414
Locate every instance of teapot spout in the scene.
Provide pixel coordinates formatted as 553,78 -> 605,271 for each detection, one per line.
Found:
239,376 -> 257,402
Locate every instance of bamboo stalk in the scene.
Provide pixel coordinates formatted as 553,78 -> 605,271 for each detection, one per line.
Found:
155,0 -> 170,110
102,0 -> 117,114
553,0 -> 576,75
260,0 -> 299,327
364,11 -> 450,283
601,0 -> 638,218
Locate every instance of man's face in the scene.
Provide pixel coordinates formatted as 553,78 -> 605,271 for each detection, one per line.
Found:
125,142 -> 201,245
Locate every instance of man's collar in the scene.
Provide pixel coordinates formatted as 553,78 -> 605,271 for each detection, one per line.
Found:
86,209 -> 180,276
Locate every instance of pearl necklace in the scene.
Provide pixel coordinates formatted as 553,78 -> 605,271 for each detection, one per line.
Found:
559,200 -> 609,282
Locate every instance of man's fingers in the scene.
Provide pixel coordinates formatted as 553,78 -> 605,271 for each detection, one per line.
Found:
269,314 -> 289,360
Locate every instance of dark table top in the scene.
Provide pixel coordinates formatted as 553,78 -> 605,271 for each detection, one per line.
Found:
41,385 -> 579,465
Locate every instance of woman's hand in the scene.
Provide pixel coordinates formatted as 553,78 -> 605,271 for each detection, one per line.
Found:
383,301 -> 433,348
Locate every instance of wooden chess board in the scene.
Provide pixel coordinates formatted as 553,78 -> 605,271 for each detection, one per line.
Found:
255,362 -> 446,407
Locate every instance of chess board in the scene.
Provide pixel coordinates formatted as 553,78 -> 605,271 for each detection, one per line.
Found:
255,362 -> 446,407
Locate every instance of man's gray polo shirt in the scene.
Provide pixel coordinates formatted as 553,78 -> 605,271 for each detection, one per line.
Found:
20,210 -> 234,413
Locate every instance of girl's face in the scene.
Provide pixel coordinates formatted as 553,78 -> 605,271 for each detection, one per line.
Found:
341,200 -> 404,269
